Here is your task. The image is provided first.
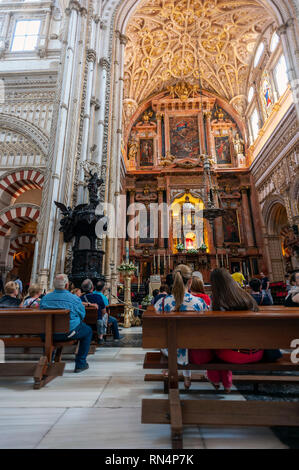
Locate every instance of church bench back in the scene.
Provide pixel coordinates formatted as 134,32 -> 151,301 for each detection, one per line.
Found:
142,307 -> 299,350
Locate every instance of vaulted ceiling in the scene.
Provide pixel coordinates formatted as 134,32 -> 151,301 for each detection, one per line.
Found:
123,0 -> 274,118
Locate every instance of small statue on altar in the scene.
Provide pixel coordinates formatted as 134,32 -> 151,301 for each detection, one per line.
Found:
128,139 -> 138,161
233,133 -> 244,156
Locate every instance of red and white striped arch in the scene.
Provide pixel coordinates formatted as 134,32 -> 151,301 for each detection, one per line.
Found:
0,206 -> 40,237
0,170 -> 44,204
9,234 -> 36,256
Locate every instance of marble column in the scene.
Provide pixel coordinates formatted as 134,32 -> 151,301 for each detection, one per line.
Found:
158,190 -> 164,249
128,190 -> 135,251
241,187 -> 255,247
37,1 -> 82,290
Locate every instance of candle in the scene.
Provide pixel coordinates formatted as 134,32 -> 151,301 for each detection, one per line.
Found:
216,253 -> 219,267
153,255 -> 156,273
226,253 -> 229,268
168,254 -> 171,272
221,254 -> 224,267
125,240 -> 129,263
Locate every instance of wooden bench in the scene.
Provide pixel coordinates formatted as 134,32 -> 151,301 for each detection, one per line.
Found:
142,307 -> 299,448
144,305 -> 299,393
0,308 -> 70,389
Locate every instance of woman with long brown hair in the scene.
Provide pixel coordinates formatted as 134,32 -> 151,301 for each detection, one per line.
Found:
201,268 -> 262,392
155,264 -> 209,389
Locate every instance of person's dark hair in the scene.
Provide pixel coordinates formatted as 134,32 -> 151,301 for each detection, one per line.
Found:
96,280 -> 105,292
249,278 -> 262,293
152,289 -> 159,297
211,268 -> 258,312
159,284 -> 169,294
190,277 -> 205,294
233,266 -> 240,273
81,279 -> 93,293
290,272 -> 299,284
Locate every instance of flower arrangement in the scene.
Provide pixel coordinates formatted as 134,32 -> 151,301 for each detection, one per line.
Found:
199,243 -> 207,252
176,243 -> 185,252
187,248 -> 199,255
141,294 -> 153,307
117,262 -> 137,272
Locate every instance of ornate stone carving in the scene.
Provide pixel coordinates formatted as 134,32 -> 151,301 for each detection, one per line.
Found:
124,0 -> 272,106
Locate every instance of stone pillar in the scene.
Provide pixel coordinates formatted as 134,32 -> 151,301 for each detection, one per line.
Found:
240,187 -> 255,247
37,0 -> 85,290
277,20 -> 299,120
205,111 -> 215,158
0,12 -> 12,58
158,190 -> 164,249
128,189 -> 135,251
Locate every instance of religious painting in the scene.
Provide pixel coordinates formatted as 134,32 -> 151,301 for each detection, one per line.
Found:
261,72 -> 274,118
215,136 -> 231,164
222,209 -> 240,243
140,139 -> 154,166
169,116 -> 199,159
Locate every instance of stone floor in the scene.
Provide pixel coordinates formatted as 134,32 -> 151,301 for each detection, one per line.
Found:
0,327 -> 297,449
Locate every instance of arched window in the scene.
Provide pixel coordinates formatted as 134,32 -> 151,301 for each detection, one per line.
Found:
248,86 -> 254,103
274,55 -> 289,97
270,32 -> 279,53
254,43 -> 264,67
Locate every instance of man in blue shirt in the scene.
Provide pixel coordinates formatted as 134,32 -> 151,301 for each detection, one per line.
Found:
93,280 -> 109,306
40,274 -> 92,373
82,279 -> 123,343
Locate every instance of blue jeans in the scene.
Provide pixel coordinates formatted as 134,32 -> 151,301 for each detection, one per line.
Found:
53,322 -> 93,368
108,316 -> 120,339
96,315 -> 120,339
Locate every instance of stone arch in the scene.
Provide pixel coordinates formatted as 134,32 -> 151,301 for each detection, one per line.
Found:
262,195 -> 289,280
0,169 -> 45,206
0,113 -> 49,156
9,234 -> 36,257
0,204 -> 40,237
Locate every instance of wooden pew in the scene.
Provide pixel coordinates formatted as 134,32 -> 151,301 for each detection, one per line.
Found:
0,308 -> 70,389
142,307 -> 299,448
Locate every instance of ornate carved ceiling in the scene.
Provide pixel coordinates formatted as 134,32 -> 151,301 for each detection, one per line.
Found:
123,0 -> 274,118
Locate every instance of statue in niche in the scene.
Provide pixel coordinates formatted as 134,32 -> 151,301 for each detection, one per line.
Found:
233,133 -> 244,156
128,139 -> 138,161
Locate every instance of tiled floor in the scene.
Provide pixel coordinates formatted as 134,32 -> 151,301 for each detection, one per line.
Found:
0,329 -> 290,449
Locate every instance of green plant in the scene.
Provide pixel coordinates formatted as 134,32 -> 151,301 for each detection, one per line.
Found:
187,248 -> 198,254
176,243 -> 185,251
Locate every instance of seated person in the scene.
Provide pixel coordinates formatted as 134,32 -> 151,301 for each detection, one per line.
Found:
153,285 -> 170,305
23,284 -> 43,308
93,280 -> 109,306
249,278 -> 272,306
81,279 -> 123,344
155,264 -> 208,390
40,274 -> 92,373
0,282 -> 22,308
151,289 -> 159,305
285,272 -> 299,307
71,288 -> 82,297
190,276 -> 211,307
190,268 -> 262,393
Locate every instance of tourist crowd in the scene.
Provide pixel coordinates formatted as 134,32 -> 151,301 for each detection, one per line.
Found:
0,268 -> 298,384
